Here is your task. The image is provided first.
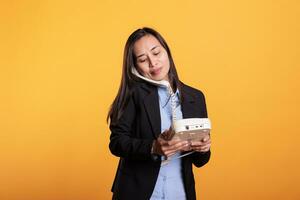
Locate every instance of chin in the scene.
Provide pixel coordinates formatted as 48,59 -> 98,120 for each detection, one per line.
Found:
152,73 -> 168,81
152,76 -> 166,81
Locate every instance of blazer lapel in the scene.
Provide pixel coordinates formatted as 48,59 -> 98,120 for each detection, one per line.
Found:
142,84 -> 161,138
181,86 -> 196,119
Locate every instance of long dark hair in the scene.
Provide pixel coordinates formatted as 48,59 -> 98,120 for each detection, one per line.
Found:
107,27 -> 182,123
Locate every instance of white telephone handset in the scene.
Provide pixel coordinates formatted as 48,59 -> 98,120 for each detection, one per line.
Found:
131,67 -> 170,88
131,67 -> 211,165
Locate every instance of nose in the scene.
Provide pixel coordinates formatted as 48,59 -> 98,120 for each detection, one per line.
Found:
148,55 -> 158,68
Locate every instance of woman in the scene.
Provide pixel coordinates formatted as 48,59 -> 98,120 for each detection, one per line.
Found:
107,27 -> 211,200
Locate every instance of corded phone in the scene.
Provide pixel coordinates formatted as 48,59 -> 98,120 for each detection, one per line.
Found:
131,67 -> 211,164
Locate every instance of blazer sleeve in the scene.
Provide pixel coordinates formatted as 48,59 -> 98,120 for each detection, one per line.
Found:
109,94 -> 154,161
191,90 -> 212,167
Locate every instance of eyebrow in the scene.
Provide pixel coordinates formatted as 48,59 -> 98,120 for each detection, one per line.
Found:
136,46 -> 160,58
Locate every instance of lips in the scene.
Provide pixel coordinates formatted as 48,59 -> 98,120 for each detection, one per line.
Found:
150,67 -> 162,76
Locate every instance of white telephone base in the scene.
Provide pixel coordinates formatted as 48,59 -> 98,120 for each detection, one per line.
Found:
172,118 -> 211,141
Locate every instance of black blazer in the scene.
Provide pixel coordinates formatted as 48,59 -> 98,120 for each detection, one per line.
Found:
109,81 -> 211,200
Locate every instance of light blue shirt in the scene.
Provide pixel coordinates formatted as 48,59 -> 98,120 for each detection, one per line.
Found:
150,86 -> 186,200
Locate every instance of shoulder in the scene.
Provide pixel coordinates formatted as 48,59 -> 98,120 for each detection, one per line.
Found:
128,81 -> 157,102
180,82 -> 206,100
130,81 -> 157,95
180,82 -> 208,117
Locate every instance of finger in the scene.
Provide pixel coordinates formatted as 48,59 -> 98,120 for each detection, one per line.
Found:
160,132 -> 169,140
160,129 -> 172,139
193,143 -> 211,152
169,151 -> 177,157
162,141 -> 186,153
161,128 -> 175,140
191,141 -> 203,146
181,144 -> 193,152
164,148 -> 176,157
164,142 -> 190,155
161,141 -> 185,151
199,139 -> 211,146
165,146 -> 186,157
202,136 -> 211,143
168,129 -> 175,139
165,151 -> 177,157
201,143 -> 211,150
200,146 -> 211,152
165,138 -> 182,146
170,141 -> 189,151
157,137 -> 169,145
201,140 -> 211,146
191,139 -> 211,147
177,142 -> 191,151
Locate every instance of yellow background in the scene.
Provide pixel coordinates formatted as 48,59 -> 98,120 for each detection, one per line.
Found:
1,0 -> 299,199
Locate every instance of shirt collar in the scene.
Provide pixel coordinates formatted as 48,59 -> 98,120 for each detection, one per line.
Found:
157,87 -> 180,108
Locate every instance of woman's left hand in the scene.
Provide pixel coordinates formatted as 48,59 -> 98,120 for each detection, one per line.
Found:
190,134 -> 211,153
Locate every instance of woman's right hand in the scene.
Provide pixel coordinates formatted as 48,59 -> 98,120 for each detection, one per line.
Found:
152,129 -> 190,158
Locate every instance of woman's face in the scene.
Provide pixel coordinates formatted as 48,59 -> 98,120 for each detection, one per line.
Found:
133,34 -> 170,82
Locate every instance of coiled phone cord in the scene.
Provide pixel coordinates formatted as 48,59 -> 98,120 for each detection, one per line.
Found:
161,84 -> 195,166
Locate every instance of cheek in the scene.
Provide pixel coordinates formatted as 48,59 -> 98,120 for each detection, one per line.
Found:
136,64 -> 149,74
161,53 -> 170,67
162,57 -> 170,70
